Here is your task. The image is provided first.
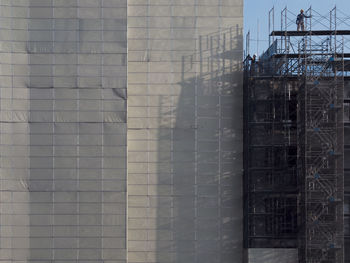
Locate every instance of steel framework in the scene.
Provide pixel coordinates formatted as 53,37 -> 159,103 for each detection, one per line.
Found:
244,6 -> 349,263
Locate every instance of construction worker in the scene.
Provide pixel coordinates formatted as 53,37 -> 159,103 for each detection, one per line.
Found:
296,9 -> 311,31
247,54 -> 258,74
251,54 -> 257,64
244,53 -> 259,75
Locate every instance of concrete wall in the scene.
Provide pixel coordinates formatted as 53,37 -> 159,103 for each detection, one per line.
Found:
127,0 -> 243,262
247,249 -> 298,263
0,0 -> 243,262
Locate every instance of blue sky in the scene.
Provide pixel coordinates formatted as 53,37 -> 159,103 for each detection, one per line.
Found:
244,0 -> 350,55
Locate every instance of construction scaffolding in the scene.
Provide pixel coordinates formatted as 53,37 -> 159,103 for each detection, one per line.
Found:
244,6 -> 350,263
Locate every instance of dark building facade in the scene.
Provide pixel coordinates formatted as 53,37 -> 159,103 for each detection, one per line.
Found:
244,7 -> 349,263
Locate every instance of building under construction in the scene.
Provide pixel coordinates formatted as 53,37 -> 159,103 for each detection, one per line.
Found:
244,7 -> 350,263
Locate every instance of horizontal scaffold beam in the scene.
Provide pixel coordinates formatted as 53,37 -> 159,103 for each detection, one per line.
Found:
272,53 -> 350,58
270,30 -> 350,36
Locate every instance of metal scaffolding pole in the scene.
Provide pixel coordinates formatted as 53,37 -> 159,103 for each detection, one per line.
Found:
244,6 -> 346,263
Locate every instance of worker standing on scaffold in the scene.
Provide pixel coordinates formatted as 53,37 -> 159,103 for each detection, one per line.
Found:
246,54 -> 258,74
296,9 -> 311,31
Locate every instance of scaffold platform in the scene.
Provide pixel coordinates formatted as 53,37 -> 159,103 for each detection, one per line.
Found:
271,30 -> 350,36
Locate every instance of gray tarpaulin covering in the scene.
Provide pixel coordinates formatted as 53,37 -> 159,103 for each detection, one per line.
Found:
0,1 -> 127,262
0,0 -> 243,262
127,0 -> 243,262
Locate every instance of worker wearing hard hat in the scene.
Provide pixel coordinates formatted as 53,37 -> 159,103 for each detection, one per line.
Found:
296,9 -> 311,31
